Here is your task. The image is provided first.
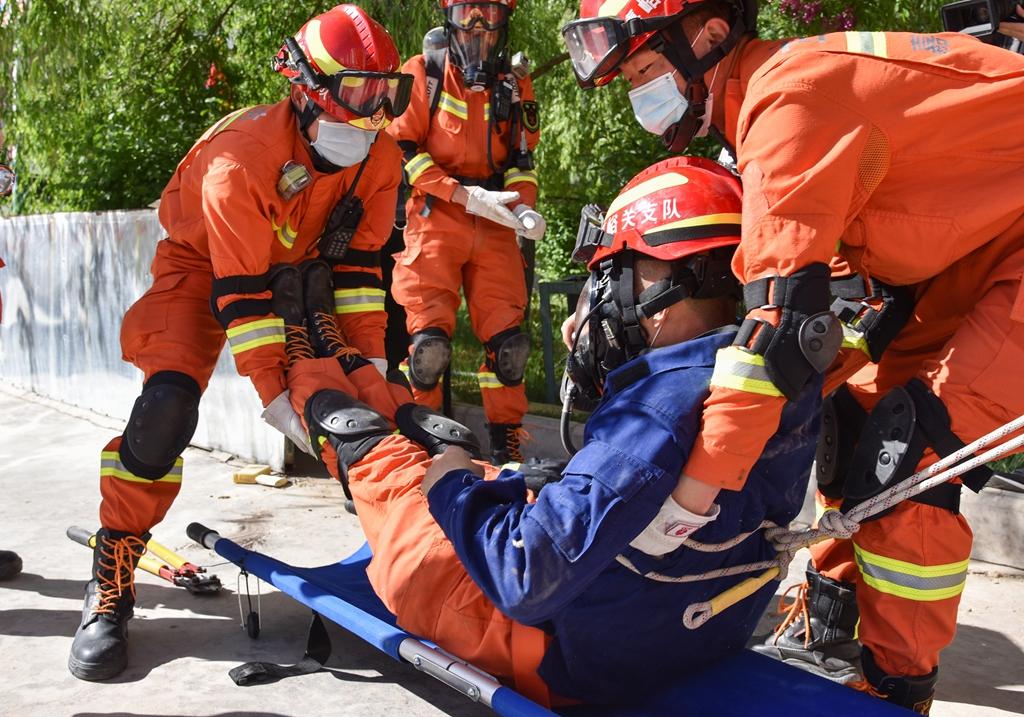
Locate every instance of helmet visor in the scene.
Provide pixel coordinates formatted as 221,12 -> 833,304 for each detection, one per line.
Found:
0,165 -> 14,197
448,3 -> 511,30
326,71 -> 414,121
562,17 -> 631,87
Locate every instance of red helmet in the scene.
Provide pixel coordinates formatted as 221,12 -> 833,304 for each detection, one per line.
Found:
563,0 -> 757,88
586,156 -> 741,268
565,156 -> 742,403
274,5 -> 413,129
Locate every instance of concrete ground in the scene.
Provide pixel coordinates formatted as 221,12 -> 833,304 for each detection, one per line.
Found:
1,384 -> 1021,717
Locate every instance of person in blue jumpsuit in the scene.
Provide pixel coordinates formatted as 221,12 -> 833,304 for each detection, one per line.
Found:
301,156 -> 820,705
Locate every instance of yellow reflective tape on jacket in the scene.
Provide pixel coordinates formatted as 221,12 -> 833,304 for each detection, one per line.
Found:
504,168 -> 538,187
100,451 -> 183,484
333,287 -> 386,315
225,317 -> 285,355
841,322 -> 871,358
854,543 -> 968,602
405,152 -> 436,184
271,216 -> 298,250
845,31 -> 889,58
439,92 -> 468,120
709,346 -> 784,397
199,106 -> 251,142
477,370 -> 502,390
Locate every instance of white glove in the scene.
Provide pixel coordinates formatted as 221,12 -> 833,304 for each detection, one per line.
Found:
512,204 -> 546,241
463,186 -> 525,231
628,495 -> 720,557
368,357 -> 388,377
261,391 -> 316,456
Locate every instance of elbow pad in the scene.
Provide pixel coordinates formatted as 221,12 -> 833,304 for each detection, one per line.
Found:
735,263 -> 840,400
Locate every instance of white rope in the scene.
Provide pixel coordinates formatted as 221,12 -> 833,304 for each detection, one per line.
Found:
614,414 -> 1024,629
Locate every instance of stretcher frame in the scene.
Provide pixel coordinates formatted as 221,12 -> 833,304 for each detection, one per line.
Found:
188,522 -> 909,717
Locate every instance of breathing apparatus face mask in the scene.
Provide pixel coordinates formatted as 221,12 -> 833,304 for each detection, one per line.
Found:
449,27 -> 507,91
311,120 -> 377,168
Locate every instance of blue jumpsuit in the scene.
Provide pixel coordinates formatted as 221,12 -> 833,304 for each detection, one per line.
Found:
426,329 -> 821,701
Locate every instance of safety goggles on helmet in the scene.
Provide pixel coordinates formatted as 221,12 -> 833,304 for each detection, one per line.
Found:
562,14 -> 683,88
448,2 -> 511,30
323,71 -> 414,121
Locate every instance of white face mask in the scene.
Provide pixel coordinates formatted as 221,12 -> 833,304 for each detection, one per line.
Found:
311,120 -> 377,168
627,70 -> 689,136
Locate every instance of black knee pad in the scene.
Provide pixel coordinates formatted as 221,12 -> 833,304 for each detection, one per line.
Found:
408,328 -> 451,390
394,403 -> 481,458
815,385 -> 868,500
304,390 -> 392,488
485,327 -> 531,387
121,371 -> 201,479
268,264 -> 304,326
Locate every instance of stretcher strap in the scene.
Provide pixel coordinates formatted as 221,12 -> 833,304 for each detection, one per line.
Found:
229,611 -> 331,686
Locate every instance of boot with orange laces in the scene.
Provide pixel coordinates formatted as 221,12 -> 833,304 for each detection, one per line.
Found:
487,423 -> 527,465
753,562 -> 861,683
68,529 -> 148,680
849,647 -> 938,715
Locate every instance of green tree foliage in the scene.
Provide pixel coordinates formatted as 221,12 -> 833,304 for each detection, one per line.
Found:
0,0 -> 949,271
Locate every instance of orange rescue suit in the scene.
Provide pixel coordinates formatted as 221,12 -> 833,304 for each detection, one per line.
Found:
387,55 -> 540,425
692,32 -> 1024,679
100,99 -> 401,535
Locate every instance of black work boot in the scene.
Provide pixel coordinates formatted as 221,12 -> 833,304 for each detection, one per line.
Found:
0,550 -> 22,581
68,528 -> 147,681
302,261 -> 366,372
488,423 -> 525,466
269,265 -> 314,366
853,647 -> 938,715
752,561 -> 861,682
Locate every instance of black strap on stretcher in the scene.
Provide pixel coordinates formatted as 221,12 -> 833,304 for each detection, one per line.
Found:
229,612 -> 332,686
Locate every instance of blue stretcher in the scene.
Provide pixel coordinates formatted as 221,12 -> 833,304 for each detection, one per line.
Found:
187,523 -> 908,717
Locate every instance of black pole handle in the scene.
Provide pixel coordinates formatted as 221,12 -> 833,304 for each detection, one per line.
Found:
187,522 -> 220,550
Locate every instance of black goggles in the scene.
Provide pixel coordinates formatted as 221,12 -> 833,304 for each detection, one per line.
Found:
561,14 -> 683,87
448,3 -> 511,31
322,71 -> 415,119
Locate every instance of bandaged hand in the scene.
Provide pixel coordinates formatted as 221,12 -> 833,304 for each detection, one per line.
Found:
512,204 -> 547,241
421,446 -> 484,497
463,186 -> 525,231
628,494 -> 720,557
261,390 -> 316,456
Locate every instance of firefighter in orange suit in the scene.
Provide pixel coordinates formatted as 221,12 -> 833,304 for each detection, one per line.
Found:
387,0 -> 545,465
564,0 -> 1024,712
68,5 -> 415,682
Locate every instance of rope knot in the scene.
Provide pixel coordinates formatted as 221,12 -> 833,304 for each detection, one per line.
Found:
817,509 -> 860,540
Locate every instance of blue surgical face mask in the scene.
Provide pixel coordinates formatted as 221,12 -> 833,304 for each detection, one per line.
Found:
627,70 -> 689,136
311,120 -> 377,168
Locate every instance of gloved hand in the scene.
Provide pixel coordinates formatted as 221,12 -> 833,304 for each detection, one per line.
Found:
261,391 -> 316,456
512,204 -> 546,241
463,186 -> 525,231
628,495 -> 720,557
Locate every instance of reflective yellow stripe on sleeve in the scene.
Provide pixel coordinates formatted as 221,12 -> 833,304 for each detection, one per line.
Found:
477,370 -> 503,390
333,287 -> 386,315
271,216 -> 298,250
709,346 -> 784,397
854,543 -> 968,602
841,322 -> 871,358
225,317 -> 285,354
438,92 -> 469,120
100,451 -> 183,484
404,152 -> 436,184
504,168 -> 538,187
